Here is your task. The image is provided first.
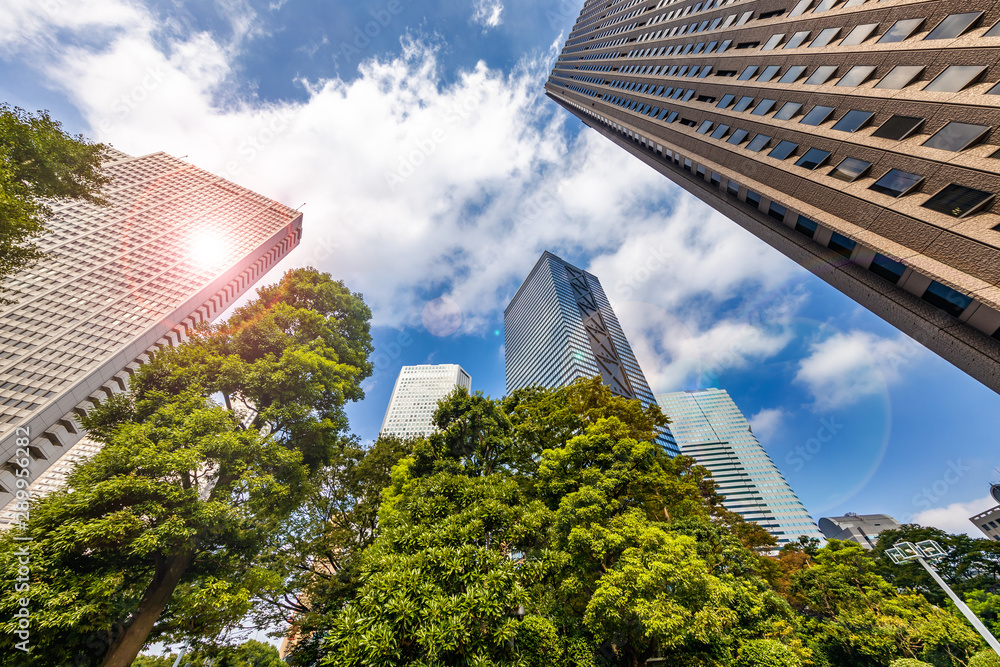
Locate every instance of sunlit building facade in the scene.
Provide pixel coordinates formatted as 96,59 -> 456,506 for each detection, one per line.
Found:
657,388 -> 823,546
505,251 -> 679,455
0,149 -> 302,525
379,364 -> 472,439
549,0 -> 1000,393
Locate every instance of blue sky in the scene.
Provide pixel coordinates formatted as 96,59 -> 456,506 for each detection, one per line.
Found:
3,0 -> 1000,536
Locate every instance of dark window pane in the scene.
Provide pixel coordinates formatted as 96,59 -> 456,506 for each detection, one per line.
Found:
810,27 -> 841,47
987,82 -> 1000,95
738,66 -> 759,80
758,65 -> 782,81
836,66 -> 877,87
924,65 -> 987,92
832,110 -> 874,132
733,96 -> 755,112
746,134 -> 772,152
697,120 -> 714,134
762,34 -> 785,50
769,201 -> 787,221
872,115 -> 924,140
769,140 -> 799,159
841,23 -> 878,45
727,128 -> 750,144
922,281 -> 972,317
987,20 -> 1000,37
875,66 -> 924,89
717,93 -> 736,107
795,148 -> 831,169
746,190 -> 762,207
805,66 -> 838,85
774,102 -> 803,120
869,254 -> 906,283
828,232 -> 856,258
711,172 -> 722,186
921,122 -> 990,151
751,99 -> 777,115
800,105 -> 835,125
878,18 -> 924,43
922,183 -> 994,218
727,179 -> 741,196
710,124 -> 731,139
829,157 -> 872,182
869,169 -> 923,197
779,66 -> 807,83
924,12 -> 981,40
795,215 -> 818,237
785,30 -> 811,48
666,111 -> 678,122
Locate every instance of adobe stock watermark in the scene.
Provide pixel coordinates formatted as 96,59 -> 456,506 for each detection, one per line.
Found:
224,107 -> 297,178
909,459 -> 972,515
96,65 -> 169,140
371,329 -> 414,372
11,426 -> 32,653
785,417 -> 844,473
614,246 -> 671,300
332,0 -> 406,71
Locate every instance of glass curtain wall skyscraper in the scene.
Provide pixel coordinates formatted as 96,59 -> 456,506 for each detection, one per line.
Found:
657,388 -> 823,546
505,251 -> 679,455
549,0 -> 1000,394
380,364 -> 472,439
0,149 -> 302,526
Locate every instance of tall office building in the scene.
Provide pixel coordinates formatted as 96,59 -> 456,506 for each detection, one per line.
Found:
657,388 -> 823,545
0,149 -> 302,525
969,483 -> 1000,541
818,513 -> 900,549
549,0 -> 1000,393
379,364 -> 472,439
505,251 -> 679,455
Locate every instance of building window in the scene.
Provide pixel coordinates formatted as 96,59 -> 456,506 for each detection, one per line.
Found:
832,110 -> 874,133
795,148 -> 831,170
872,115 -> 924,140
746,190 -> 762,208
810,27 -> 841,47
836,66 -> 877,87
874,66 -> 925,90
878,18 -> 924,43
727,179 -> 741,197
922,281 -> 973,317
828,157 -> 872,182
924,12 -> 982,40
746,134 -> 772,152
710,172 -> 722,187
869,169 -> 924,197
717,93 -> 736,108
727,129 -> 750,145
751,99 -> 777,115
813,0 -> 839,12
804,66 -> 838,85
828,232 -> 856,258
924,65 -> 987,92
696,165 -> 707,178
785,31 -> 811,48
768,201 -> 787,221
795,215 -> 818,237
921,183 -> 995,218
762,34 -> 785,50
711,124 -> 731,139
789,0 -> 813,16
868,254 -> 907,284
738,66 -> 759,80
769,140 -> 799,160
800,105 -> 835,126
778,66 -> 807,84
841,23 -> 878,45
733,96 -> 755,112
758,65 -> 782,82
696,120 -> 715,134
774,102 -> 802,120
921,122 -> 990,151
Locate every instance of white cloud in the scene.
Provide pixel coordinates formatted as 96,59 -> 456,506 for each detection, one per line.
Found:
795,331 -> 926,411
472,0 -> 504,29
912,495 -> 998,537
750,408 -> 786,443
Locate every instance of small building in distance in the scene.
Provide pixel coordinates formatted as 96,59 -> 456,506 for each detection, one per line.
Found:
969,483 -> 1000,541
818,513 -> 901,550
379,364 -> 471,439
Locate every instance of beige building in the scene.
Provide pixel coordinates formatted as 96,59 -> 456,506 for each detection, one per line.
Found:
549,0 -> 1000,392
0,149 -> 302,525
969,483 -> 1000,540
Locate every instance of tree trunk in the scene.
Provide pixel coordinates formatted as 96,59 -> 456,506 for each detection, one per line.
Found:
99,546 -> 196,667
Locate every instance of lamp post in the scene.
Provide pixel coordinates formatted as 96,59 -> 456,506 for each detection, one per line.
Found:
886,540 -> 1000,654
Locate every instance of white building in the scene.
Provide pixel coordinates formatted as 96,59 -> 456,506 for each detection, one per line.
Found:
657,388 -> 824,547
380,365 -> 471,439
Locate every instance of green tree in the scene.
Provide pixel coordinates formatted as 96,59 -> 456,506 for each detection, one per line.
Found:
0,268 -> 373,667
969,650 -> 1000,667
0,104 -> 109,299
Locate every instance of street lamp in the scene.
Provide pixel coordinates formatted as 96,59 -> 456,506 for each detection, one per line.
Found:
886,540 -> 1000,654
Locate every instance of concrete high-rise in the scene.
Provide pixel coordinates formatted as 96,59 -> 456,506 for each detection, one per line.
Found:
0,149 -> 302,526
657,388 -> 823,546
505,251 -> 679,455
549,0 -> 1000,393
379,364 -> 472,439
969,483 -> 1000,541
818,513 -> 901,549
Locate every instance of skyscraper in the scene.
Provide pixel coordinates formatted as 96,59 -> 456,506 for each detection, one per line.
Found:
969,483 -> 1000,541
657,388 -> 823,546
549,1 -> 1000,393
505,251 -> 679,455
380,364 -> 472,439
0,149 -> 302,525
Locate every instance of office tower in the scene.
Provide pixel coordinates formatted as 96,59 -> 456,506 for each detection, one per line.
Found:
818,513 -> 901,549
969,483 -> 1000,541
657,388 -> 823,546
548,1 -> 1000,393
505,251 -> 679,456
379,364 -> 472,439
0,149 -> 302,526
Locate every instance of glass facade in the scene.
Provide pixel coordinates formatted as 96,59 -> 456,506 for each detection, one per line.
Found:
657,388 -> 824,546
379,364 -> 472,439
505,252 -> 679,456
